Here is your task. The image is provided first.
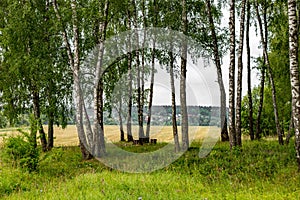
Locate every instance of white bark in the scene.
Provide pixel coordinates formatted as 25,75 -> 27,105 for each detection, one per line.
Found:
288,0 -> 300,169
228,0 -> 236,148
53,0 -> 93,158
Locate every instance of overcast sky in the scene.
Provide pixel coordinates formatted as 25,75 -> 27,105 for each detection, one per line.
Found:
149,7 -> 263,107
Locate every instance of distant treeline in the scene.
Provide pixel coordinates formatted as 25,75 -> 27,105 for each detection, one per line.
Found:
104,106 -> 223,126
0,106 -> 223,128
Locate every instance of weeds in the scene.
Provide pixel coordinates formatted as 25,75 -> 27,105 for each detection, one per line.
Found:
0,139 -> 300,199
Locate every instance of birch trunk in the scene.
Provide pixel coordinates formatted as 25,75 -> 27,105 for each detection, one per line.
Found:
119,96 -> 125,141
169,48 -> 180,152
32,89 -> 47,152
146,35 -> 156,142
45,0 -> 54,150
236,0 -> 247,146
288,0 -> 300,169
229,0 -> 236,148
205,0 -> 229,142
47,107 -> 54,150
255,67 -> 265,140
256,0 -> 268,140
93,0 -> 109,157
246,0 -> 254,141
46,78 -> 54,150
141,0 -> 147,143
255,0 -> 284,145
71,1 -> 93,158
116,62 -> 125,142
146,0 -> 158,142
126,7 -> 133,142
133,0 -> 144,144
53,0 -> 92,159
181,0 -> 189,151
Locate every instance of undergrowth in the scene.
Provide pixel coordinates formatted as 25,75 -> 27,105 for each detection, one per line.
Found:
0,139 -> 299,199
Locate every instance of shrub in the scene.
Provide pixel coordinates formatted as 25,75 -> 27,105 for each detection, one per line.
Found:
1,130 -> 39,172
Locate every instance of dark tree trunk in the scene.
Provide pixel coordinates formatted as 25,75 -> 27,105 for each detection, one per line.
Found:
256,67 -> 265,140
169,47 -> 180,152
141,0 -> 147,143
255,0 -> 268,140
255,0 -> 284,145
246,0 -> 254,141
206,0 -> 229,142
126,7 -> 133,142
117,61 -> 125,142
32,90 -> 47,152
221,118 -> 229,141
47,110 -> 54,150
95,78 -> 106,156
146,37 -> 156,143
45,0 -> 54,150
127,63 -> 133,142
119,95 -> 125,142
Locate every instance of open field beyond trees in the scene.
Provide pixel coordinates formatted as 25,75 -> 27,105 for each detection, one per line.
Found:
0,125 -> 213,146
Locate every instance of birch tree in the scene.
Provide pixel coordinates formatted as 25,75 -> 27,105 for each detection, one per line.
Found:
255,0 -> 284,145
288,0 -> 300,169
181,0 -> 189,151
53,0 -> 110,157
93,0 -> 109,156
169,46 -> 180,152
229,0 -> 237,148
126,3 -> 134,142
255,0 -> 267,140
205,0 -> 229,142
145,0 -> 158,143
236,0 -> 247,146
246,0 -> 254,140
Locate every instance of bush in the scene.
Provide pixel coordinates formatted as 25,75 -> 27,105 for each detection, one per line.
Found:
1,131 -> 39,172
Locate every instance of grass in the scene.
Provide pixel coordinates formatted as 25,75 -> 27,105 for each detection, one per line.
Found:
1,138 -> 300,199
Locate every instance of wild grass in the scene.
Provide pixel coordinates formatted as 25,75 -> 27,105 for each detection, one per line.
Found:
1,139 -> 299,199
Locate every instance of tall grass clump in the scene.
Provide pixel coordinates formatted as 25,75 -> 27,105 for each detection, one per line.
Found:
1,129 -> 39,172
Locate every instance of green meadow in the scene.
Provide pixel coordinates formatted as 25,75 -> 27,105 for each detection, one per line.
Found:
1,139 -> 299,199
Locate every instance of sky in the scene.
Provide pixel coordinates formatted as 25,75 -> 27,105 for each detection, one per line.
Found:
148,7 -> 263,107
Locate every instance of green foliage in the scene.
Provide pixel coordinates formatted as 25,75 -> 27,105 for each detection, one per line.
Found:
0,0 -> 73,131
1,130 -> 39,172
1,140 -> 299,199
241,83 -> 291,137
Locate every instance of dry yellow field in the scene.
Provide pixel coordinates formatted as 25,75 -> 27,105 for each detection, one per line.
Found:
0,125 -> 219,147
